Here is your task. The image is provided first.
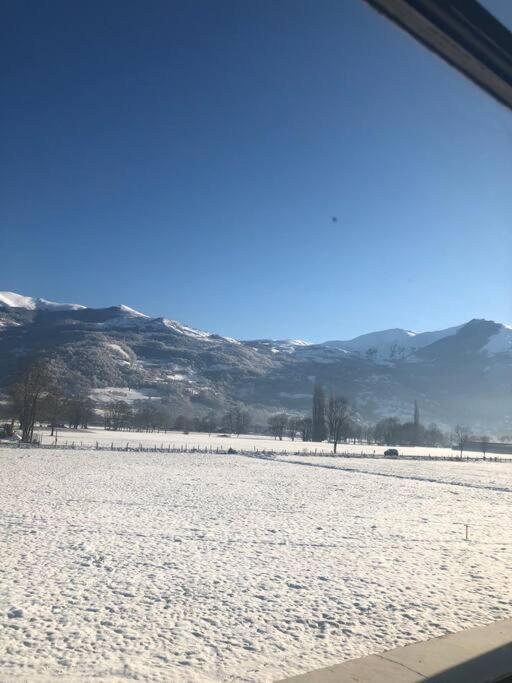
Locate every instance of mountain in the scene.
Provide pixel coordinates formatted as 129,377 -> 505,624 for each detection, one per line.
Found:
0,291 -> 86,312
322,325 -> 462,362
1,291 -> 511,432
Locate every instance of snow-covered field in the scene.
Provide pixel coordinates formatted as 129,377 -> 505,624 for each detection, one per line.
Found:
36,426 -> 472,459
2,448 -> 512,682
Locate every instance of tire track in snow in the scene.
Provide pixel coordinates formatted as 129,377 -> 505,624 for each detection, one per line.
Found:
246,454 -> 512,493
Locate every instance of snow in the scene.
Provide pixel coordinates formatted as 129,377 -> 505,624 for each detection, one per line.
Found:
166,373 -> 187,381
157,320 -> 241,346
105,343 -> 132,360
483,325 -> 512,355
245,339 -> 311,354
118,304 -> 149,318
32,426 -> 467,458
1,447 -> 511,682
34,427 -> 497,460
279,392 -> 312,399
274,341 -> 310,354
270,340 -> 310,353
323,325 -> 461,362
162,318 -> 215,341
0,291 -> 85,311
90,388 -> 154,404
222,336 -> 241,345
273,455 -> 512,492
99,316 -> 151,330
0,291 -> 48,309
0,318 -> 21,328
287,339 -> 309,347
295,345 -> 351,363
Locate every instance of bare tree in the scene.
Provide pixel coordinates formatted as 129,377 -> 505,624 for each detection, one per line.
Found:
480,435 -> 490,459
221,406 -> 250,436
9,358 -> 53,442
326,394 -> 350,453
104,400 -> 132,431
233,406 -> 251,436
40,385 -> 66,436
424,422 -> 445,447
362,423 -> 375,444
268,413 -> 288,440
454,424 -> 470,459
203,411 -> 217,436
221,410 -> 234,434
37,361 -> 95,434
174,414 -> 192,433
374,417 -> 401,446
350,421 -> 362,444
287,416 -> 301,441
300,416 -> 312,442
65,394 -> 95,429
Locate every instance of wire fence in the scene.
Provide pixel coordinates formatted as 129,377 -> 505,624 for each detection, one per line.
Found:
2,438 -> 512,463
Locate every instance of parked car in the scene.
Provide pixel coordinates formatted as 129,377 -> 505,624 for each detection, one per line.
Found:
0,432 -> 21,442
0,423 -> 14,438
384,448 -> 399,457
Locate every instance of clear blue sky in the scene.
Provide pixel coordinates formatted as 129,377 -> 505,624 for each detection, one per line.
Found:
2,0 -> 511,341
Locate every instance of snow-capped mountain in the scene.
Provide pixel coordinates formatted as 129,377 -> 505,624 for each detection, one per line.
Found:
322,325 -> 462,361
116,304 -> 148,318
1,291 -> 511,431
244,339 -> 310,354
0,291 -> 86,312
483,324 -> 512,355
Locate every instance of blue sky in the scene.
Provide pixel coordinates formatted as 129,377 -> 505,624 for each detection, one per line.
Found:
2,0 -> 511,342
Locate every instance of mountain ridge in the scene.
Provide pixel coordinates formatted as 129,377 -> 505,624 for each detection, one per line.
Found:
2,290 -> 510,356
1,291 -> 511,432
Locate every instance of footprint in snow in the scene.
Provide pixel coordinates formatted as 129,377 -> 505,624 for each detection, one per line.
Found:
7,607 -> 24,619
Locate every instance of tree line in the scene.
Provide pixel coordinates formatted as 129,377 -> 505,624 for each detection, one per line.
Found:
0,358 -> 492,451
265,387 -> 455,450
103,400 -> 251,436
267,384 -> 353,452
5,358 -> 93,442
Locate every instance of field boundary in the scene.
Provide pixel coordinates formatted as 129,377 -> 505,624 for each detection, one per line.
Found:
2,439 -> 512,463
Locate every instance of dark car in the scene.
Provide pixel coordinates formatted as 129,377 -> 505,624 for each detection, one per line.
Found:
384,448 -> 399,457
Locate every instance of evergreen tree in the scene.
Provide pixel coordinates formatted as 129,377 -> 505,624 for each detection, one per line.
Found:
413,399 -> 421,445
312,383 -> 327,442
414,400 -> 420,427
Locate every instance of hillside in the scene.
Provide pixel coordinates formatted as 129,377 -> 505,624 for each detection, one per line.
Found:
1,291 -> 511,431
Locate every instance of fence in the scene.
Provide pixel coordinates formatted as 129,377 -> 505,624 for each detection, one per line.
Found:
2,439 -> 512,463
